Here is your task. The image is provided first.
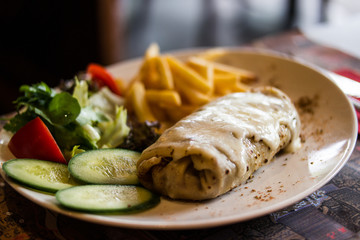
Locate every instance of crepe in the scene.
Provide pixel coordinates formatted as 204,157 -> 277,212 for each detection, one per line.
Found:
137,87 -> 301,200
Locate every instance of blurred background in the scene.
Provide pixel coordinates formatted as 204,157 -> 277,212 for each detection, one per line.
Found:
1,0 -> 359,114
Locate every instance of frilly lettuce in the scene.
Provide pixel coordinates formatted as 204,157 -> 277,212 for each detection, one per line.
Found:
72,79 -> 130,150
5,80 -> 131,158
97,106 -> 130,148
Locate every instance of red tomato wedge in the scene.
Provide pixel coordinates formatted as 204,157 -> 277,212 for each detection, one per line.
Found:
8,117 -> 67,164
87,63 -> 122,95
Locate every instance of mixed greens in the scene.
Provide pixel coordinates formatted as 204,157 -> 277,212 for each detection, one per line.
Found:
4,80 -> 127,157
4,75 -> 160,162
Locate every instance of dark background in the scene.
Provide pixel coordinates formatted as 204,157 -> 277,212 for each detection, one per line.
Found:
0,0 -> 331,115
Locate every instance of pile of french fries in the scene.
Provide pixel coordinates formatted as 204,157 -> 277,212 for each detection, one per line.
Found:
125,44 -> 257,130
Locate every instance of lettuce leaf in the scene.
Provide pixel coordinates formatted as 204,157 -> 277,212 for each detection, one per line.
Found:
97,106 -> 130,148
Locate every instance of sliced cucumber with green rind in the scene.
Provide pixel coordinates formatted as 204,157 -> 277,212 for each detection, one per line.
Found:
68,148 -> 140,185
56,185 -> 159,213
2,159 -> 78,193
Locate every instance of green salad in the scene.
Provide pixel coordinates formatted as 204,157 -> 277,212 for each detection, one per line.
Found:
4,76 -> 160,163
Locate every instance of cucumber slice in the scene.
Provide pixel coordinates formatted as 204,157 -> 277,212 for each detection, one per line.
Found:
68,148 -> 140,185
56,185 -> 159,213
2,159 -> 78,193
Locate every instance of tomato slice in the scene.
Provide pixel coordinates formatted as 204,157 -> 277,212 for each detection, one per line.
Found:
8,117 -> 67,164
87,63 -> 122,95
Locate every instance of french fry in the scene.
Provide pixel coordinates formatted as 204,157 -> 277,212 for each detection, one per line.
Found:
126,81 -> 156,122
196,48 -> 228,61
215,83 -> 250,96
148,103 -> 169,122
186,57 -> 210,79
176,83 -> 211,106
145,43 -> 160,59
214,72 -> 239,86
213,72 -> 238,95
166,55 -> 211,94
138,43 -> 161,89
214,73 -> 250,95
188,56 -> 256,83
232,82 -> 250,92
154,56 -> 174,90
162,104 -> 199,123
214,87 -> 233,96
115,77 -> 126,94
125,73 -> 142,97
145,89 -> 181,107
139,57 -> 159,89
204,64 -> 214,92
213,63 -> 256,83
186,57 -> 214,93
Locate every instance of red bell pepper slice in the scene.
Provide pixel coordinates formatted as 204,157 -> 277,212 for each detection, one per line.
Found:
8,117 -> 67,164
87,63 -> 122,95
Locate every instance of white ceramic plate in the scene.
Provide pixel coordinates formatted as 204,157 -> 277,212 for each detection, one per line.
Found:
0,48 -> 358,230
